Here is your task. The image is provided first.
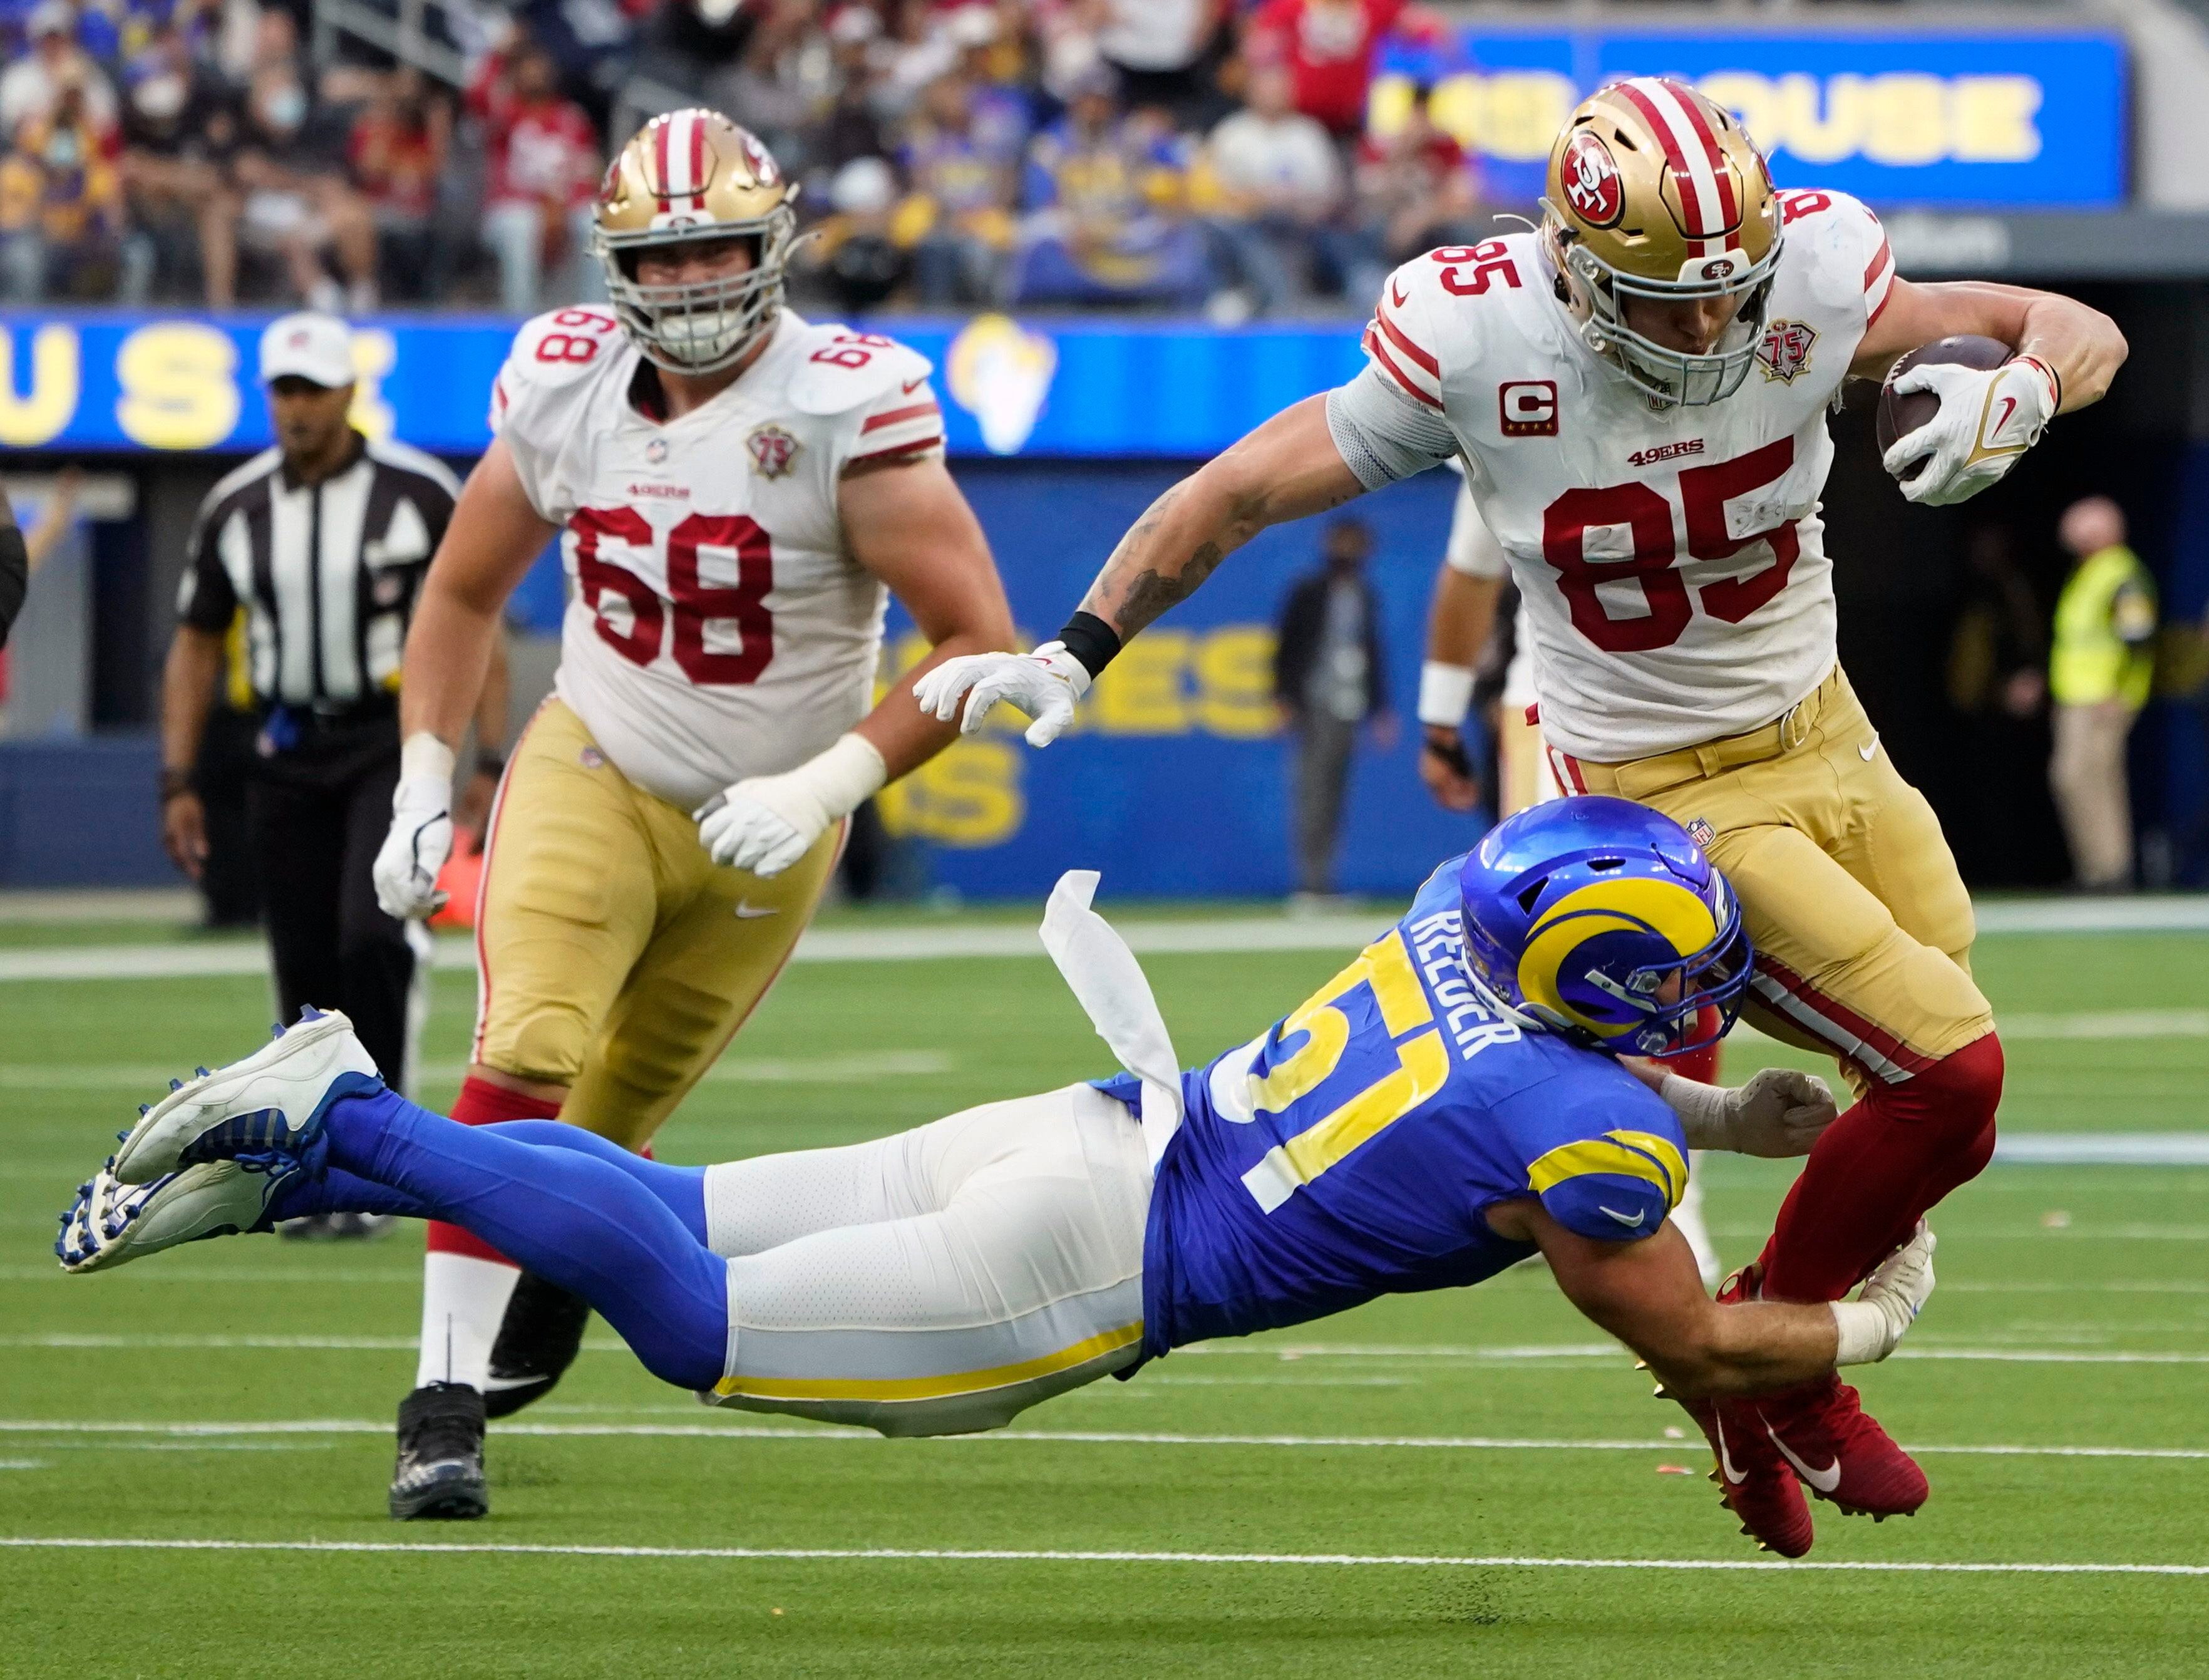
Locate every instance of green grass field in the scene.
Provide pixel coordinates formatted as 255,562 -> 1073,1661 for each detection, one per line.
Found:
2,909 -> 2205,1678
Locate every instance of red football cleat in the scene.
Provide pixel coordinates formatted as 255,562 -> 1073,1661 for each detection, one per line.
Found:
1749,1373 -> 1929,1520
1672,1267 -> 1814,1557
1674,1392 -> 1815,1557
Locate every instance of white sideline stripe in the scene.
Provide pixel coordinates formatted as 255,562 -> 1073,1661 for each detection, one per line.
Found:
4,895 -> 2203,983
1990,1135 -> 2209,1167
2,1537 -> 2204,1576
1,1420 -> 2203,1461
0,1049 -> 954,1090
6,1334 -> 2208,1366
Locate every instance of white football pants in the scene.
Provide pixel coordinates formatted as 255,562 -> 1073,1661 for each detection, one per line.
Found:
699,1083 -> 1152,1438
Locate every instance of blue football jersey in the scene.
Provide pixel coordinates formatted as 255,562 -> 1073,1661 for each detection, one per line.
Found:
1116,858 -> 1691,1360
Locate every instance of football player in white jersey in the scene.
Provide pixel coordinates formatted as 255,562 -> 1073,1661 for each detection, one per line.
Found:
917,78 -> 2125,1556
367,109 -> 1014,1520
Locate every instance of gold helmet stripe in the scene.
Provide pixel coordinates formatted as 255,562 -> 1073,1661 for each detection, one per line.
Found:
1614,77 -> 1738,255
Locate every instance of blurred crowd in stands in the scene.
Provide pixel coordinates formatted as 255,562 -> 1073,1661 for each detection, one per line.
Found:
0,0 -> 1484,315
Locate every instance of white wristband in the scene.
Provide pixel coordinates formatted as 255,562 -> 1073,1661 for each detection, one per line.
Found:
800,732 -> 888,822
1418,661 -> 1476,727
1657,1072 -> 1732,1151
1829,1300 -> 1895,1367
399,731 -> 456,789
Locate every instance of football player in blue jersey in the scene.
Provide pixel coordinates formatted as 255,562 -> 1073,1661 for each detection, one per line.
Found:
61,798 -> 1932,1552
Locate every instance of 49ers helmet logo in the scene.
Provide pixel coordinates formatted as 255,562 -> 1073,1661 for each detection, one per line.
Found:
1561,130 -> 1624,228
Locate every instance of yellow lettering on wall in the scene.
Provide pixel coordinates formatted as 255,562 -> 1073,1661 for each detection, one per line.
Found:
1400,71 -> 1575,160
1952,76 -> 2042,162
1365,73 -> 1416,140
877,739 -> 1023,847
1388,68 -> 2050,172
1090,631 -> 1191,734
1703,71 -> 2047,168
1484,71 -> 1578,161
1769,72 -> 1865,165
348,329 -> 397,441
0,322 -> 81,446
1194,626 -> 1279,739
1861,75 -> 1947,167
1419,72 -> 1480,148
115,321 -> 240,450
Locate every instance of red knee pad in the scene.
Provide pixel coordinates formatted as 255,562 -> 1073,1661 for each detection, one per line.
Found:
1881,1031 -> 2004,1141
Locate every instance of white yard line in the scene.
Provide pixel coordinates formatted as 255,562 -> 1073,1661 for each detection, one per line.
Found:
0,1536 -> 2202,1576
3,1334 -> 2205,1367
0,1049 -> 953,1091
0,1419 -> 2201,1461
1989,1135 -> 2209,1167
4,896 -> 2206,984
0,1265 -> 417,1284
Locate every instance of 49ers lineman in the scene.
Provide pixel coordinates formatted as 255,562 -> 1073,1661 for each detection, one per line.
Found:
917,78 -> 2126,1556
369,108 -> 1012,1518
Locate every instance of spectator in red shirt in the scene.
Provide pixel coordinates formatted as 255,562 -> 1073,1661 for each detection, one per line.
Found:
469,39 -> 604,316
1352,80 -> 1478,270
1244,0 -> 1405,138
349,69 -> 452,303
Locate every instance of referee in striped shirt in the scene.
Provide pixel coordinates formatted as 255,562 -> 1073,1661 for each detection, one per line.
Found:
158,314 -> 507,1158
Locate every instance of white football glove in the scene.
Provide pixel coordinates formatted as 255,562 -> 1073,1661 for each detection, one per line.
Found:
372,737 -> 456,920
696,733 -> 885,879
1882,356 -> 2059,507
913,641 -> 1091,747
1659,1066 -> 1838,1158
1831,1222 -> 1937,1366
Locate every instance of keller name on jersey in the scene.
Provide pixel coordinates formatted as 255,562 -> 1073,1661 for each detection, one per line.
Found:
1120,860 -> 1689,1361
490,306 -> 945,812
1364,191 -> 1895,763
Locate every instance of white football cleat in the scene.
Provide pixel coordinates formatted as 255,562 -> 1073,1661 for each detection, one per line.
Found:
111,1008 -> 384,1183
57,1159 -> 299,1274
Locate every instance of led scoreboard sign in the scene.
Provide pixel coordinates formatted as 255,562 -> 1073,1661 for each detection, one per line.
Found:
1371,28 -> 2128,209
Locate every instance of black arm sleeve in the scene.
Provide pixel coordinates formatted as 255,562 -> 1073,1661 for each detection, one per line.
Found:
0,525 -> 25,650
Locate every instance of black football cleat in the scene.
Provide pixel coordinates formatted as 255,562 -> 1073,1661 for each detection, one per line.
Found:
483,1272 -> 593,1420
279,1212 -> 396,1241
389,1382 -> 488,1520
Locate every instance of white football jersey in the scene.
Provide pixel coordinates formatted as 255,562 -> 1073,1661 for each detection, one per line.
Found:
490,306 -> 945,810
1366,191 -> 1894,761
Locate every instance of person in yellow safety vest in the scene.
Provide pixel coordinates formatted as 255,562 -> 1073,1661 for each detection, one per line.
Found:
2049,496 -> 2158,890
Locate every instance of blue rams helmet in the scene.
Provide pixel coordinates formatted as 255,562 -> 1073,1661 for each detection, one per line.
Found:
1459,796 -> 1751,1056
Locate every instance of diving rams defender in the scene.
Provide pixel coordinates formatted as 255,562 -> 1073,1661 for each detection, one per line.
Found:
370,109 -> 1012,1518
73,799 -> 1935,1546
918,78 -> 2124,1554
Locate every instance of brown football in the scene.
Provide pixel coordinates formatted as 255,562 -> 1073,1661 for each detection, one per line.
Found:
1876,334 -> 2012,480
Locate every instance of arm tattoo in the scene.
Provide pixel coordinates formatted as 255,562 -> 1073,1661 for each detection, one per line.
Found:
1079,482 -> 1234,636
1111,544 -> 1225,637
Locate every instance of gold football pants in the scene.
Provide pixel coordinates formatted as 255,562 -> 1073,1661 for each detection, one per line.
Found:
1548,666 -> 1993,1095
471,698 -> 839,1148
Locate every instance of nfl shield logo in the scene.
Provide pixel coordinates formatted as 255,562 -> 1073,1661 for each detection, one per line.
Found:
1686,818 -> 1717,849
748,423 -> 799,480
645,436 -> 669,465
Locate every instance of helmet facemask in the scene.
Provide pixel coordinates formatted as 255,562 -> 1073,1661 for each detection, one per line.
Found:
596,207 -> 798,376
1547,212 -> 1780,408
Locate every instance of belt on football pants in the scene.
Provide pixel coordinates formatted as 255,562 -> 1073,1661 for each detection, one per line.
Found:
1039,869 -> 1185,1169
1553,664 -> 1845,802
